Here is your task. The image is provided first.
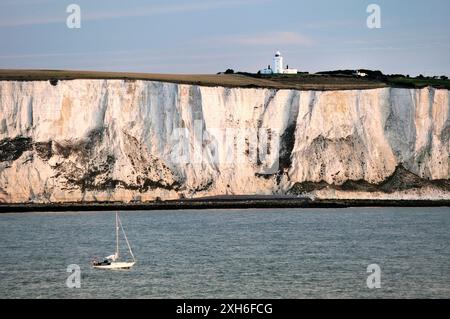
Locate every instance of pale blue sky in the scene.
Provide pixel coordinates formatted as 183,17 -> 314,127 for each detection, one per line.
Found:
1,0 -> 449,76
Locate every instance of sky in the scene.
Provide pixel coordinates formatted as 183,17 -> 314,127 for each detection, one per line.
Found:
0,0 -> 449,76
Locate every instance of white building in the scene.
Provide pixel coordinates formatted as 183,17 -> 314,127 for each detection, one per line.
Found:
355,70 -> 367,77
260,51 -> 298,75
260,65 -> 273,75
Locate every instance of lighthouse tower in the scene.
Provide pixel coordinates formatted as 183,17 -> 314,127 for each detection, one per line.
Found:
273,51 -> 283,74
259,50 -> 298,75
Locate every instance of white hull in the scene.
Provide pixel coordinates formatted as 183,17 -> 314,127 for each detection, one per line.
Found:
93,213 -> 136,270
93,261 -> 136,270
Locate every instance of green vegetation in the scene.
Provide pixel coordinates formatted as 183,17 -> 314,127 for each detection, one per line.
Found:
316,69 -> 450,90
386,76 -> 450,90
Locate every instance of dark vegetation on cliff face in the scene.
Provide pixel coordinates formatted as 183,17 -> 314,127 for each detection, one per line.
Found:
0,129 -> 447,196
0,132 -> 181,193
56,129 -> 181,192
34,141 -> 53,160
441,124 -> 450,144
53,128 -> 104,160
278,124 -> 296,171
0,137 -> 32,162
289,165 -> 450,195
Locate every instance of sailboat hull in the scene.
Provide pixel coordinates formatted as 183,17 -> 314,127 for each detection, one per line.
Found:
93,213 -> 136,270
93,261 -> 136,270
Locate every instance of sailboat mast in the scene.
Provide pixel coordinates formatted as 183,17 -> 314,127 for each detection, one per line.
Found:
118,215 -> 136,262
115,212 -> 119,259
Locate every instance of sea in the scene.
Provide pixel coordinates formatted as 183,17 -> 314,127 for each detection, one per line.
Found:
0,207 -> 449,298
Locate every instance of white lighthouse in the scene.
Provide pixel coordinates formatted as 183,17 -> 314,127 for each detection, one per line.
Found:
273,50 -> 283,74
259,51 -> 298,75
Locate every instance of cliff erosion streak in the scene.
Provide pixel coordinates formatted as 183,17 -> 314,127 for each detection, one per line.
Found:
0,79 -> 449,203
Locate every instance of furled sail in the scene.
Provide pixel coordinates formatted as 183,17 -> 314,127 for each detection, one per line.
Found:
106,254 -> 117,261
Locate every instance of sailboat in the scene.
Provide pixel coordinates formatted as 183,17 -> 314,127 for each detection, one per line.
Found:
92,212 -> 136,270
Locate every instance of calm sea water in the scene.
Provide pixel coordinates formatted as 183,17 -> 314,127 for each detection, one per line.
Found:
0,207 -> 449,298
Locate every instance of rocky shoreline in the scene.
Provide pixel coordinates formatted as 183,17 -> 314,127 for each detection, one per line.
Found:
1,197 -> 449,213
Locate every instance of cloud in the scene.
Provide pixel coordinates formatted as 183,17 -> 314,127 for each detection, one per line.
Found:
0,16 -> 62,27
0,0 -> 53,6
304,20 -> 356,30
0,48 -> 267,66
0,0 -> 268,27
85,0 -> 264,21
206,32 -> 314,47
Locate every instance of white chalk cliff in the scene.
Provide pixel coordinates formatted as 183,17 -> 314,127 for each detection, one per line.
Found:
0,79 -> 448,203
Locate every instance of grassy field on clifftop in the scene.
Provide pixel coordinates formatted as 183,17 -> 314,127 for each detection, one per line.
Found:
0,69 -> 449,90
0,69 -> 387,91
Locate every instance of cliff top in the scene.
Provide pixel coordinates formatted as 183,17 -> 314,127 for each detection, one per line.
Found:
0,69 -> 449,91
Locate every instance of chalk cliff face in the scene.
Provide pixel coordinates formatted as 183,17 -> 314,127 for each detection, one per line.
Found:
0,79 -> 448,203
